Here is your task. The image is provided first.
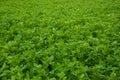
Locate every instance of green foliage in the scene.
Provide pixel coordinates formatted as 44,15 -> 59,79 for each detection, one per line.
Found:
0,0 -> 120,80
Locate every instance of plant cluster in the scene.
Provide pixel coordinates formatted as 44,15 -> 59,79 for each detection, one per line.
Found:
0,0 -> 120,80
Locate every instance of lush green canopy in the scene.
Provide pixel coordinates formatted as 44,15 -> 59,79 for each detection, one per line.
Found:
0,0 -> 120,79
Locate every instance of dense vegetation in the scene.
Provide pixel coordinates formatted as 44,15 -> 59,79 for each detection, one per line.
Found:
0,0 -> 120,80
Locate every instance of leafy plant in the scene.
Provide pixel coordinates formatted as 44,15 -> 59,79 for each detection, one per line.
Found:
0,0 -> 120,80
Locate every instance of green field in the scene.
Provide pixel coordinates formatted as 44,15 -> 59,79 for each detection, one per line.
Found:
0,0 -> 120,80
